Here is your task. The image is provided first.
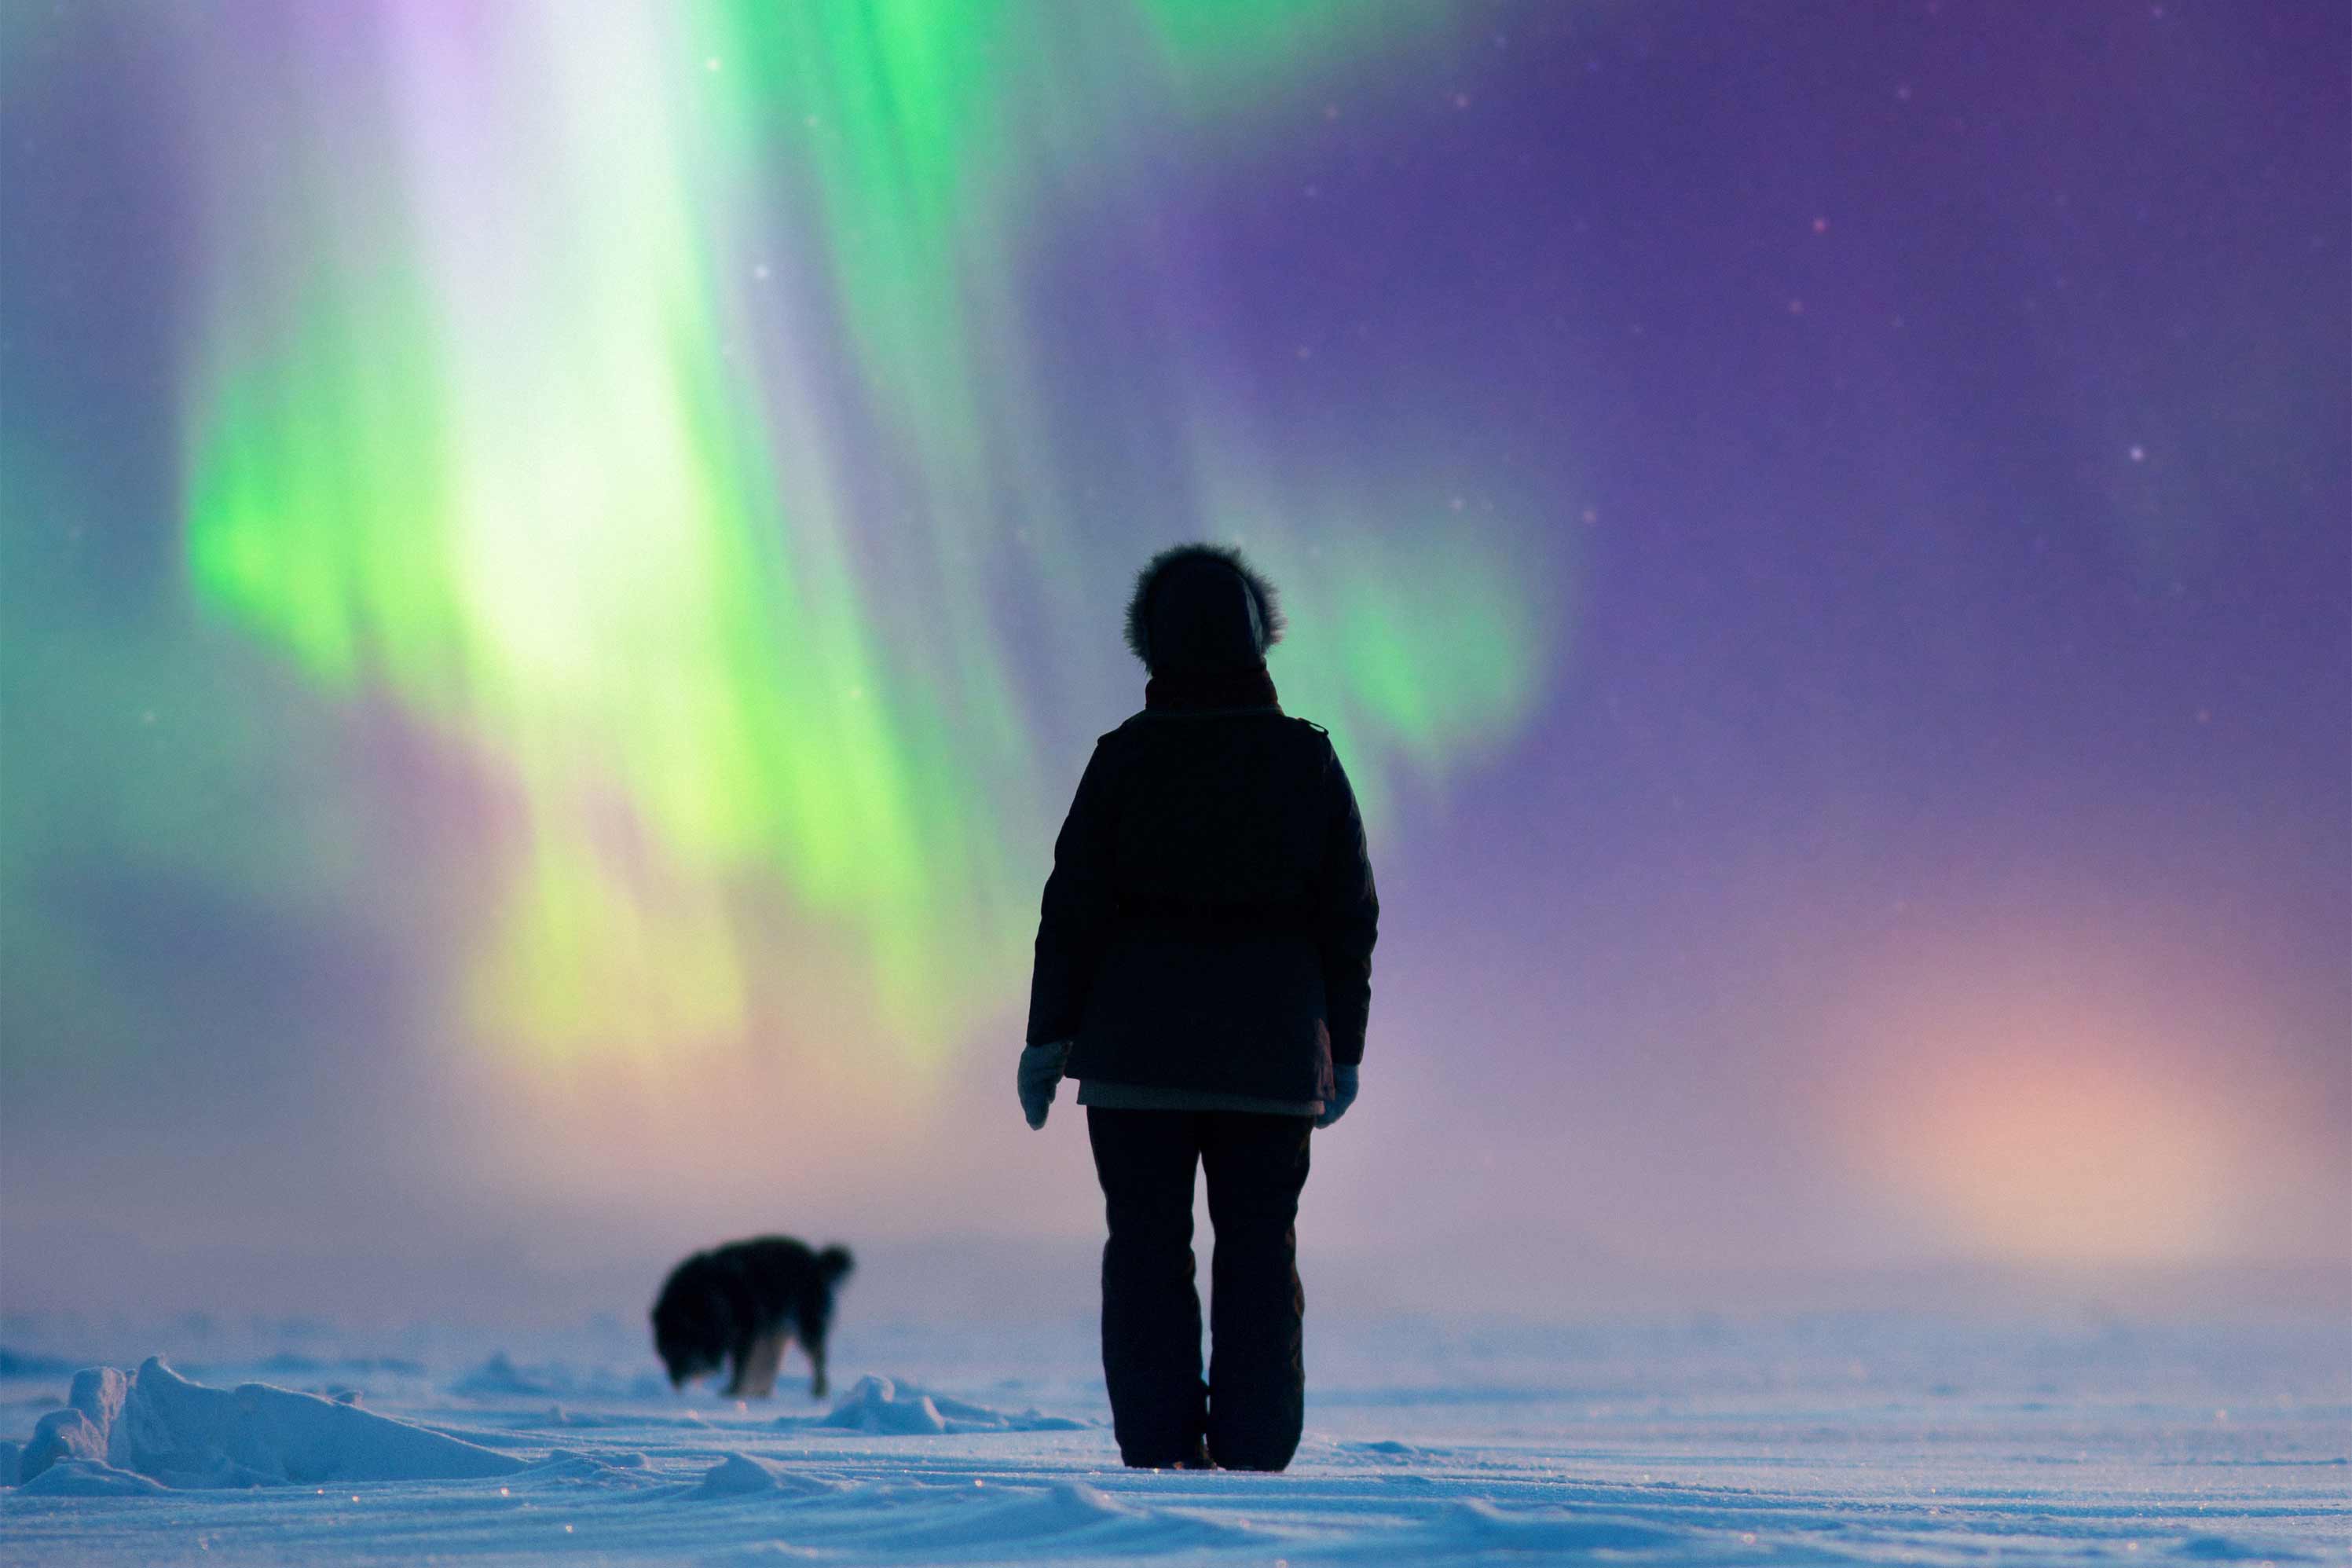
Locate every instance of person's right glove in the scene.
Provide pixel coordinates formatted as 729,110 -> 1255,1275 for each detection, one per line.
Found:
1315,1064 -> 1359,1130
1018,1041 -> 1070,1130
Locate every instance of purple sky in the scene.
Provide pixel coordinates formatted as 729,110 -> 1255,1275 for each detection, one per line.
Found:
2,2 -> 2344,1325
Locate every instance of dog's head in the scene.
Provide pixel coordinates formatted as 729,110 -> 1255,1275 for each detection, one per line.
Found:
649,1256 -> 733,1390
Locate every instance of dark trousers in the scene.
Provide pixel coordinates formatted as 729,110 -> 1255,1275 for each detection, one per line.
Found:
1086,1107 -> 1313,1471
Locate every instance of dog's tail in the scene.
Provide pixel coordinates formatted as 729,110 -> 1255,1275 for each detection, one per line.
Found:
816,1244 -> 855,1283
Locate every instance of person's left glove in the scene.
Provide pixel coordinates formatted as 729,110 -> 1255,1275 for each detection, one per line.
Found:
1315,1064 -> 1360,1130
1018,1041 -> 1071,1130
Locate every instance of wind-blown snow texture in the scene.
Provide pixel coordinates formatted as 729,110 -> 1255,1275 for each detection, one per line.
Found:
0,1314 -> 2343,1565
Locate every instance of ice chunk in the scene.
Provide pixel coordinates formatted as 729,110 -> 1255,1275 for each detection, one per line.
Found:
68,1367 -> 130,1431
20,1408 -> 107,1482
103,1357 -> 527,1487
17,1365 -> 136,1482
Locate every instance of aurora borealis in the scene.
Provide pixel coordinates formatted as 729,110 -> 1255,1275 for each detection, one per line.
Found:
2,2 -> 2344,1319
171,2 -> 1546,1062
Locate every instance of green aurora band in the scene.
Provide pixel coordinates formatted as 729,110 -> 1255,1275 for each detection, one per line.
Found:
174,1 -> 1564,1067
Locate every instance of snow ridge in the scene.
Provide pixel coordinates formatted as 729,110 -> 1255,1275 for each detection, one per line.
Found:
13,1357 -> 524,1489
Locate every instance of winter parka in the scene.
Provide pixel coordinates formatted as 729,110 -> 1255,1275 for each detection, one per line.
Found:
1024,544 -> 1378,1104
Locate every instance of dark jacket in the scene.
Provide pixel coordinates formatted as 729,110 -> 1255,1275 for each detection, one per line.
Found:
1024,704 -> 1379,1104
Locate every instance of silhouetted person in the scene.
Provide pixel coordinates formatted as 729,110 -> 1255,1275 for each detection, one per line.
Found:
1019,544 -> 1379,1471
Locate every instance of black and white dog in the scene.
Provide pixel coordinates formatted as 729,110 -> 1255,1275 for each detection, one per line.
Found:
650,1236 -> 854,1398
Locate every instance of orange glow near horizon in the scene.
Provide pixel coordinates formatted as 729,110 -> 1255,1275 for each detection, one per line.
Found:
1879,1050 -> 2232,1262
1834,965 -> 2253,1266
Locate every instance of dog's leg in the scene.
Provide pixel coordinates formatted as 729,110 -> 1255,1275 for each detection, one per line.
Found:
807,1332 -> 829,1401
746,1330 -> 786,1398
724,1337 -> 758,1398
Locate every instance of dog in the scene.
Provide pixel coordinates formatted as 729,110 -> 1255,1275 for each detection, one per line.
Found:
650,1236 -> 854,1399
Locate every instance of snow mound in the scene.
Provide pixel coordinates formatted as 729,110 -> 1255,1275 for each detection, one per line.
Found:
851,1481 -> 1261,1555
23,1409 -> 107,1479
419,1447 -> 661,1500
451,1352 -> 665,1401
1416,1500 -> 1691,1555
16,1357 -> 528,1489
875,1481 -> 1134,1545
812,1376 -> 946,1434
951,1482 -> 1151,1543
794,1376 -> 1089,1436
451,1353 -> 581,1400
14,1458 -> 170,1497
18,1368 -> 130,1482
1340,1437 -> 1436,1459
687,1452 -> 848,1500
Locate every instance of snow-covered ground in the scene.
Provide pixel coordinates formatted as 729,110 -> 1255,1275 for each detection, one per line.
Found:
1,1310 -> 2343,1565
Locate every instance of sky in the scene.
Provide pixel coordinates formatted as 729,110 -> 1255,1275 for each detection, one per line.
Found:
2,1 -> 2345,1327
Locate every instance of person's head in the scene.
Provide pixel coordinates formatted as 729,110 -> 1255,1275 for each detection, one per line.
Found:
1123,543 -> 1284,676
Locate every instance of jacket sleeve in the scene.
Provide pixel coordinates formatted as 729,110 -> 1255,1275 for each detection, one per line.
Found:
1024,742 -> 1119,1046
1314,748 -> 1379,1065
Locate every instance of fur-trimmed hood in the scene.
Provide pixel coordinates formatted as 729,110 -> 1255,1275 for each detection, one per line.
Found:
1122,543 -> 1285,675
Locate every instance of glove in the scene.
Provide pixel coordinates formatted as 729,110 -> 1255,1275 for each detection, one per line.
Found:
1315,1064 -> 1359,1130
1018,1041 -> 1070,1130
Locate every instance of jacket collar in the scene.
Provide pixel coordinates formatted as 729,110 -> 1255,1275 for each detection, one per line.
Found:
1142,662 -> 1280,713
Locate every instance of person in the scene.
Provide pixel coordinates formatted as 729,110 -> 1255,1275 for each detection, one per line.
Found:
1017,542 -> 1379,1472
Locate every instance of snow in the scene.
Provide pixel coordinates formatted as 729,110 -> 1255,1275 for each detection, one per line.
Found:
14,1459 -> 171,1497
0,1313 -> 2343,1565
452,1351 -> 669,1401
796,1374 -> 1089,1436
19,1367 -> 129,1482
20,1356 -> 525,1489
688,1453 -> 847,1500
